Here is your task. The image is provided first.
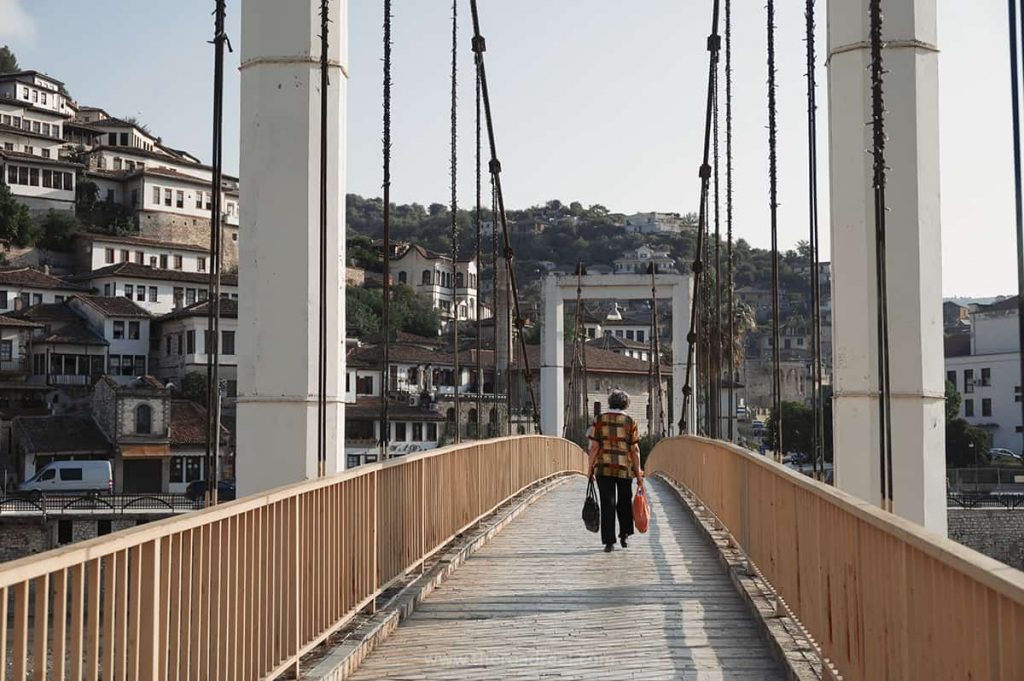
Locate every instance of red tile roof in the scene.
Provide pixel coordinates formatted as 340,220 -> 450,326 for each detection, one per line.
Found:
170,399 -> 229,446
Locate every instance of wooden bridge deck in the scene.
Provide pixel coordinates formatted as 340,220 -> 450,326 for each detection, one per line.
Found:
351,477 -> 786,680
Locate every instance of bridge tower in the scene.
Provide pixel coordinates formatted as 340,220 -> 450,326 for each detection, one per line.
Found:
828,0 -> 946,532
236,0 -> 348,495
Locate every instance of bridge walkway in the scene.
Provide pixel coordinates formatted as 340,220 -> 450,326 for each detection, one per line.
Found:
351,477 -> 786,680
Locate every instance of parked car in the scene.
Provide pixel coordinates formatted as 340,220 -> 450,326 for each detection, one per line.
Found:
988,448 -> 1024,465
186,479 -> 237,502
783,452 -> 809,466
17,461 -> 113,498
751,420 -> 766,435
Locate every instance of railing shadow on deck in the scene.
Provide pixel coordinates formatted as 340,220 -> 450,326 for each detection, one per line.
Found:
647,435 -> 1024,681
0,435 -> 585,680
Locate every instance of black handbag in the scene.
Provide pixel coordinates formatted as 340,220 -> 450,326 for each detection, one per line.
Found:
582,479 -> 600,533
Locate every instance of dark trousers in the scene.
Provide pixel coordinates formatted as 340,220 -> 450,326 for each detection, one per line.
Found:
596,475 -> 634,546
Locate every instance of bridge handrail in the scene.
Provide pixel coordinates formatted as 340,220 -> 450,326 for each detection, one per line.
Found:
647,435 -> 1024,681
0,435 -> 585,679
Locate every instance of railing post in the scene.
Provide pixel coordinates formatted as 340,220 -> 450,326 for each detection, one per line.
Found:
371,470 -> 379,613
419,459 -> 426,573
138,539 -> 161,679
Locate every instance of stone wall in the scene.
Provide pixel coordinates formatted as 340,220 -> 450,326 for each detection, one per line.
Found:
0,517 -> 147,563
137,210 -> 239,271
948,507 -> 1024,570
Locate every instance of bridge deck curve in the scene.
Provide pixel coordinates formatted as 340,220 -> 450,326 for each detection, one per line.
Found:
351,477 -> 786,680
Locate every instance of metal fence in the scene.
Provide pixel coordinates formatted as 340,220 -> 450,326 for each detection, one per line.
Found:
0,494 -> 196,517
648,436 -> 1024,681
0,436 -> 584,680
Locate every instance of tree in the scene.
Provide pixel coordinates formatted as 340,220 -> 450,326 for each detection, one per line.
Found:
0,180 -> 34,246
181,372 -> 209,403
944,379 -> 991,467
767,401 -> 814,455
945,379 -> 961,421
0,46 -> 18,73
35,210 -> 80,251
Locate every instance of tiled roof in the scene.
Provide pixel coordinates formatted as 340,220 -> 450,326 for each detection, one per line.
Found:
13,415 -> 112,455
72,262 -> 238,287
0,150 -> 82,169
11,302 -> 82,323
346,397 -> 447,422
73,295 -> 150,319
586,335 -> 650,351
13,303 -> 107,345
0,70 -> 66,87
75,232 -> 209,254
976,296 -> 1019,314
0,315 -> 42,329
347,343 -> 495,369
517,344 -> 668,376
156,298 -> 238,322
170,399 -> 229,446
944,332 -> 971,358
97,375 -> 167,394
0,267 -> 90,291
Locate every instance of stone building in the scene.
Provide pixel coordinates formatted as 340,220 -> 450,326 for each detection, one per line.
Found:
91,375 -> 170,493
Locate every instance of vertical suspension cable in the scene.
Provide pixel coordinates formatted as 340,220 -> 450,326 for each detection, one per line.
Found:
449,0 -> 461,445
379,0 -> 393,458
805,0 -> 824,477
475,64 -> 484,441
767,0 -> 783,459
1007,0 -> 1024,458
713,47 -> 722,440
317,0 -> 331,476
470,0 -> 542,434
205,0 -> 229,504
725,0 -> 735,443
679,0 -> 722,435
650,264 -> 666,438
869,0 -> 895,508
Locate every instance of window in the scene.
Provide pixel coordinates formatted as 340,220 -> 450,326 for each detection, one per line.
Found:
63,172 -> 73,190
196,192 -> 204,209
43,169 -> 54,187
149,287 -> 157,302
965,399 -> 974,417
97,520 -> 112,536
109,355 -> 121,374
398,271 -> 407,284
171,457 -> 203,484
221,331 -> 235,355
173,287 -> 184,308
135,251 -> 144,265
636,330 -> 645,343
21,87 -> 28,99
41,149 -> 50,159
29,168 -> 38,186
136,286 -> 145,302
153,186 -> 160,204
395,422 -> 407,442
427,423 -> 438,441
626,330 -> 635,341
135,355 -> 146,374
113,158 -> 122,171
121,249 -> 129,262
128,321 -> 140,340
413,423 -> 423,441
176,191 -> 184,209
31,121 -> 40,133
108,133 -> 117,146
177,334 -> 183,355
186,288 -> 196,306
982,398 -> 992,417
164,189 -> 172,207
58,519 -> 73,545
356,376 -> 374,395
120,133 -> 129,146
166,336 -> 172,356
32,294 -> 41,306
113,321 -> 125,339
160,255 -> 168,269
0,291 -> 6,309
124,284 -> 133,299
947,370 -> 956,389
198,257 -> 206,272
60,467 -> 83,482
105,248 -> 115,264
17,167 -> 27,185
174,255 -> 183,270
186,330 -> 195,354
0,340 -> 11,362
131,189 -> 139,208
422,270 -> 432,285
198,289 -> 208,302
594,401 -> 602,418
135,404 -> 152,434
965,369 -> 975,393
149,256 -> 158,268
103,283 -> 111,297
982,368 -> 991,387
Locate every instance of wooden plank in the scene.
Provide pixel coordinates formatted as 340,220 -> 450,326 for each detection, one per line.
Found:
69,564 -> 85,681
12,582 -> 28,681
30,574 -> 48,681
52,568 -> 68,681
0,585 -> 8,681
85,559 -> 101,681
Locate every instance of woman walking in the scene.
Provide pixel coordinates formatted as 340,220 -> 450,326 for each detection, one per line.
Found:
587,390 -> 643,552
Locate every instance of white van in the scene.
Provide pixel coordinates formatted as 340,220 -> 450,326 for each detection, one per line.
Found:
18,461 -> 113,497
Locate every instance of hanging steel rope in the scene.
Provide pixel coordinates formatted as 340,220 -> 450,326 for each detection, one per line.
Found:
869,0 -> 895,508
1007,0 -> 1024,459
725,0 -> 735,443
379,0 -> 393,458
679,0 -> 722,435
205,0 -> 231,504
564,263 -> 587,442
805,0 -> 825,478
649,264 -> 666,439
317,0 -> 331,475
449,0 -> 461,445
475,64 -> 484,441
712,44 -> 723,440
470,0 -> 542,434
767,0 -> 783,459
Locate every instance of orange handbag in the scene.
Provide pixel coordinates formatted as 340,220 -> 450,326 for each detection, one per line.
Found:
633,482 -> 650,534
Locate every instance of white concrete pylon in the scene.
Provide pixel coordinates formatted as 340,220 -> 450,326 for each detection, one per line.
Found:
827,0 -> 946,533
236,0 -> 347,495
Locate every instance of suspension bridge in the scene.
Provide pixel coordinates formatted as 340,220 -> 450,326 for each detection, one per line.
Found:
1,0 -> 1024,679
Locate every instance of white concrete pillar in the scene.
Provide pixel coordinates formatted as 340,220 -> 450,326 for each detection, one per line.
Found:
540,275 -> 565,436
236,0 -> 347,495
827,0 -> 946,533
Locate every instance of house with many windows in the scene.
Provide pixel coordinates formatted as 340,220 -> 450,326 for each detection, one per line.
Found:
613,245 -> 678,274
0,70 -> 79,212
945,296 -> 1024,455
390,245 -> 484,323
70,262 -> 238,316
67,296 -> 151,383
73,233 -> 211,275
151,299 -> 238,395
13,303 -> 108,387
0,267 -> 90,314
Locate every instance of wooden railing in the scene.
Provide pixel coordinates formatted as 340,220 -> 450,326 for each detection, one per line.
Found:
0,436 -> 584,680
647,436 -> 1024,681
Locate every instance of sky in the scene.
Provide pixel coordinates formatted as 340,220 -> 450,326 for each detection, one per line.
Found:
0,0 -> 1018,297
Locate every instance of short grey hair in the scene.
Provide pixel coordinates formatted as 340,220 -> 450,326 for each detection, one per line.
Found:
608,390 -> 630,410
